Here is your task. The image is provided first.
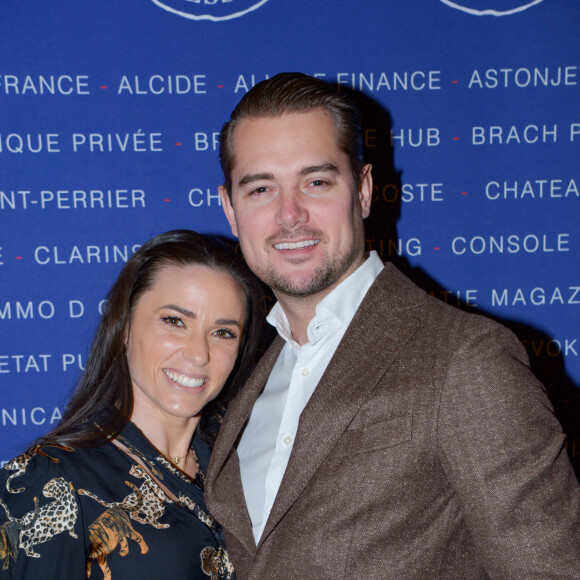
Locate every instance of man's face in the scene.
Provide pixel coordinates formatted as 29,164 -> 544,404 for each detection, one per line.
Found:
219,109 -> 372,301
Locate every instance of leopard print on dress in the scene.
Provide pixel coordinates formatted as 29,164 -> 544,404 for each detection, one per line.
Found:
18,477 -> 79,558
79,466 -> 172,529
2,446 -> 66,494
200,545 -> 235,580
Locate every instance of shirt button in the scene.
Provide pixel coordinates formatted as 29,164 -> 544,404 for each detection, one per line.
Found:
283,435 -> 293,445
301,368 -> 309,377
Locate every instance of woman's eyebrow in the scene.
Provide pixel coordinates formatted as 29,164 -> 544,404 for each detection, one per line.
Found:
159,304 -> 195,318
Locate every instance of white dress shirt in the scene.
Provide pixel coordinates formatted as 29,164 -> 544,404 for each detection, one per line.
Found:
237,251 -> 384,543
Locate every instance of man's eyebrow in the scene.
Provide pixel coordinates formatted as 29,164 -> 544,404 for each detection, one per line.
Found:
299,163 -> 340,176
237,164 -> 340,187
238,172 -> 275,187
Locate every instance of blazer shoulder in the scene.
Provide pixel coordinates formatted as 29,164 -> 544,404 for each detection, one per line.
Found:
368,263 -> 525,355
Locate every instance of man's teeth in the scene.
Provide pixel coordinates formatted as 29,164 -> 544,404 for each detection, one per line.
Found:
164,369 -> 205,388
274,239 -> 320,250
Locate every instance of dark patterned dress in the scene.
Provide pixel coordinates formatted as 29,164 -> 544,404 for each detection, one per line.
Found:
0,422 -> 233,579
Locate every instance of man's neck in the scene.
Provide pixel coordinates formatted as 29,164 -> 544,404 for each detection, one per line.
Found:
273,252 -> 370,346
274,292 -> 320,346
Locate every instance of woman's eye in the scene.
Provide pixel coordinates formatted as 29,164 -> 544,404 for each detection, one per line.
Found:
162,316 -> 183,327
214,328 -> 237,339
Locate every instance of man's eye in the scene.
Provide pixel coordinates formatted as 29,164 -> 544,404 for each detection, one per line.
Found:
310,179 -> 328,187
249,185 -> 270,196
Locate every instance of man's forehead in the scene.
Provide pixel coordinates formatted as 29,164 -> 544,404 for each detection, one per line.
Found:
239,108 -> 331,124
233,109 -> 336,144
230,110 -> 343,175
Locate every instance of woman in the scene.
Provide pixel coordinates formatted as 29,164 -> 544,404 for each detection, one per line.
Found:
0,230 -> 263,579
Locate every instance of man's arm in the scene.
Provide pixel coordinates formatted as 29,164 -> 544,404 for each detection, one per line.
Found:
438,321 -> 580,578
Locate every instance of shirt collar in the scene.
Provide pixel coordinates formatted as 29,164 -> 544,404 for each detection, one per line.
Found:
267,251 -> 384,346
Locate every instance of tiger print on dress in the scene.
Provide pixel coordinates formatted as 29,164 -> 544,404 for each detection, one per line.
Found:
0,496 -> 39,570
86,506 -> 149,580
84,481 -> 149,580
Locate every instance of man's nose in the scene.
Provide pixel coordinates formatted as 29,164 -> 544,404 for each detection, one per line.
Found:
275,190 -> 309,228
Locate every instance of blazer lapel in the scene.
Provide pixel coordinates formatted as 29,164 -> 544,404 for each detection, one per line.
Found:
206,336 -> 285,555
259,264 -> 426,544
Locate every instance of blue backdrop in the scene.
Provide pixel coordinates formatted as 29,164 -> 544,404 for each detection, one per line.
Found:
1,0 -> 579,476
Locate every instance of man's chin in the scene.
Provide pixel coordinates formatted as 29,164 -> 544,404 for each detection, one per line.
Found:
269,270 -> 336,298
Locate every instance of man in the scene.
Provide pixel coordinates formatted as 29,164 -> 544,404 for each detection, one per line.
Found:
206,73 -> 580,579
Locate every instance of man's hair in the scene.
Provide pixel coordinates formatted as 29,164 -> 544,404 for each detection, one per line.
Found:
219,72 -> 365,194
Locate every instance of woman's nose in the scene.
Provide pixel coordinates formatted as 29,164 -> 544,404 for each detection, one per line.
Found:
183,335 -> 209,366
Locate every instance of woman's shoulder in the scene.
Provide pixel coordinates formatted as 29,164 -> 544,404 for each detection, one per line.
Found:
0,445 -> 93,576
1,442 -> 117,502
0,445 -> 83,547
1,445 -> 73,493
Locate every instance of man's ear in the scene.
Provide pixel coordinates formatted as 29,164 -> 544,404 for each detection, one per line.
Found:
219,186 -> 239,238
358,164 -> 373,219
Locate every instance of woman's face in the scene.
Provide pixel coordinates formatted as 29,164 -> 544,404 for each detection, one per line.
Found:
126,263 -> 245,428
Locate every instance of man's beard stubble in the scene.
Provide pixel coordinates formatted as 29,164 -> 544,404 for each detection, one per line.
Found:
252,228 -> 363,299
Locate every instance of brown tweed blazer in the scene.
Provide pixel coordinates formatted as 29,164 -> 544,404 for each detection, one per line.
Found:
206,263 -> 580,579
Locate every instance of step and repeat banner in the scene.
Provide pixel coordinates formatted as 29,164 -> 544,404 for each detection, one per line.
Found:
0,1 -> 579,475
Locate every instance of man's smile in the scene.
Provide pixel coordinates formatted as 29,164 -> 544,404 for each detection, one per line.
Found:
273,239 -> 320,251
